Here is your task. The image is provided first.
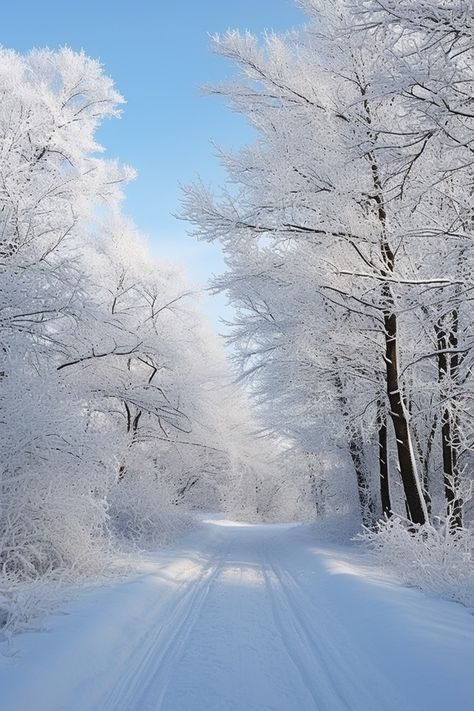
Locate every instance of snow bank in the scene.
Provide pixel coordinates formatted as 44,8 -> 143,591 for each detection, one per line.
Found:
359,516 -> 474,607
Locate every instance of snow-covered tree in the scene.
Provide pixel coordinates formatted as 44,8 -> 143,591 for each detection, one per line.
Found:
182,0 -> 474,529
0,46 -> 270,602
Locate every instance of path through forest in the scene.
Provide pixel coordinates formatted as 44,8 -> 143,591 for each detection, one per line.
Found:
2,518 -> 474,710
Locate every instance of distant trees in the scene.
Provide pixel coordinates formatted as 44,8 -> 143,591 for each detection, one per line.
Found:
182,0 -> 474,529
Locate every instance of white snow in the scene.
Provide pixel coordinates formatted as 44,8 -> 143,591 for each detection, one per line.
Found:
1,518 -> 474,711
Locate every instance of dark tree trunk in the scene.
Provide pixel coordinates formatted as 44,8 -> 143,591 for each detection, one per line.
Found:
435,311 -> 463,529
383,299 -> 426,525
349,429 -> 376,528
174,475 -> 199,504
118,401 -> 142,482
334,368 -> 376,528
419,414 -> 436,518
362,90 -> 427,526
369,149 -> 426,525
307,455 -> 326,516
377,399 -> 391,517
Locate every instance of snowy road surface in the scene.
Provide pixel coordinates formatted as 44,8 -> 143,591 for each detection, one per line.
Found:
2,518 -> 474,711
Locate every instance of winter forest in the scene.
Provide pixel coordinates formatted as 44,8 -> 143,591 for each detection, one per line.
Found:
1,1 -> 474,710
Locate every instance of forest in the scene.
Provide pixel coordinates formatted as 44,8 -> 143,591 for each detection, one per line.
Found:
0,2 -> 474,707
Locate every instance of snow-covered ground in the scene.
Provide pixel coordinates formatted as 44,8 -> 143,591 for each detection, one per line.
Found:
1,518 -> 474,711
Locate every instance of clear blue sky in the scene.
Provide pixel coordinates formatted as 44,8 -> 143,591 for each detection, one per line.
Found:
3,1 -> 305,327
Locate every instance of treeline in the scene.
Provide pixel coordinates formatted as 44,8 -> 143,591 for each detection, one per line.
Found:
183,0 -> 474,531
0,47 -> 283,612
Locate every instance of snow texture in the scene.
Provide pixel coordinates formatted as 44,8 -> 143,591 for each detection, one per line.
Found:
1,517 -> 473,711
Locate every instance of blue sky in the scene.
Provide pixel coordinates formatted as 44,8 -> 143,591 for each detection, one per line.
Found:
3,1 -> 305,327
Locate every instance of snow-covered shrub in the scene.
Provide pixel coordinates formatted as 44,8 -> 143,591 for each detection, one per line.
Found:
360,517 -> 474,607
0,371 -> 114,581
0,378 -> 114,636
108,464 -> 193,547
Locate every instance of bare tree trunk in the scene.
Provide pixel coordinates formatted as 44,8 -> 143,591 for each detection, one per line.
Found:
174,475 -> 199,504
418,414 -> 436,518
307,454 -> 326,516
334,368 -> 376,528
377,399 -> 391,517
118,401 -> 142,481
383,294 -> 426,524
435,311 -> 463,529
350,429 -> 376,528
362,90 -> 427,526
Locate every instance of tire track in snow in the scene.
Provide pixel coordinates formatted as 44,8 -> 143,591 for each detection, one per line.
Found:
154,532 -> 307,711
100,548 -> 224,711
260,546 -> 351,711
99,524 -> 409,711
263,549 -> 408,711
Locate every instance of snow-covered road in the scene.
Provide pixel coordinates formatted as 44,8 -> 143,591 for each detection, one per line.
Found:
2,518 -> 474,710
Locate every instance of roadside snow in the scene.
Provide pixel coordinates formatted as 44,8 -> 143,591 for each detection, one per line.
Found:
1,518 -> 474,710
